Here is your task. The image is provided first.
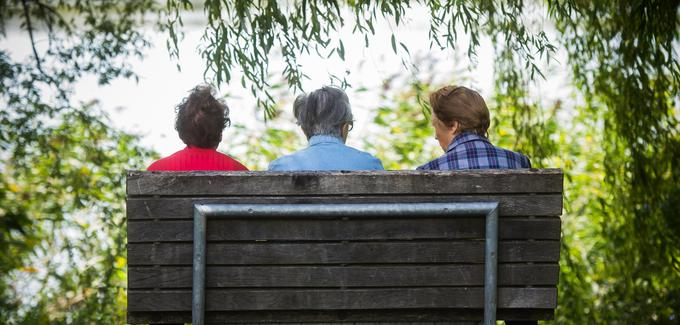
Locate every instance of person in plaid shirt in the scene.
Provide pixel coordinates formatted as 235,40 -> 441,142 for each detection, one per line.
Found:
417,85 -> 531,170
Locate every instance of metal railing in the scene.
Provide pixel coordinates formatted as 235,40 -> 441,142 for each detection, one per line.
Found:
192,202 -> 499,325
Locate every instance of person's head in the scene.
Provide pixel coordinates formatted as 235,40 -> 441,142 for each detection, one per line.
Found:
293,86 -> 354,142
174,85 -> 230,149
429,85 -> 490,151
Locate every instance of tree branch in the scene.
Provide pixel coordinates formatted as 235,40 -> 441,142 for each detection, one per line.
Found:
35,0 -> 71,34
21,0 -> 45,75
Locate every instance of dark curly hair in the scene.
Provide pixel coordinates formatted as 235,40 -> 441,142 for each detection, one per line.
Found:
175,85 -> 230,148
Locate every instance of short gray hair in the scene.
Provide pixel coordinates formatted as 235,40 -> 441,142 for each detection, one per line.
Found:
293,86 -> 353,139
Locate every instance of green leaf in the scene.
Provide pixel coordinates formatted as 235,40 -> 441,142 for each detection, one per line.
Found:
399,42 -> 410,56
390,34 -> 397,54
338,40 -> 345,60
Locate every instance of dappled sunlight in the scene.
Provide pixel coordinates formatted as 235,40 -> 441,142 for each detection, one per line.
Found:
1,1 -> 678,324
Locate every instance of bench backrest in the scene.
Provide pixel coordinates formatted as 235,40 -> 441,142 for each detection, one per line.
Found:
126,169 -> 563,324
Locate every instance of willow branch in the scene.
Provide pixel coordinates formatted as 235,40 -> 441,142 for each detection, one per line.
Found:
21,0 -> 45,75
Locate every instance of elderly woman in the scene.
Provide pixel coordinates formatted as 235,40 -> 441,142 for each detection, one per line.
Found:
269,86 -> 383,171
417,85 -> 531,170
147,85 -> 248,171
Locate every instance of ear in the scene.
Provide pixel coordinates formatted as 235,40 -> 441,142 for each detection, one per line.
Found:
450,121 -> 460,135
341,123 -> 349,142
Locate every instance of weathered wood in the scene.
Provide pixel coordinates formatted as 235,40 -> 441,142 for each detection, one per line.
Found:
126,170 -> 563,196
128,217 -> 561,242
126,194 -> 563,219
125,170 -> 564,323
128,264 -> 559,289
128,287 -> 557,311
128,309 -> 555,324
127,241 -> 560,266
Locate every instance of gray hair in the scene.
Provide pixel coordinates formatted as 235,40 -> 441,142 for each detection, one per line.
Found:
293,86 -> 353,139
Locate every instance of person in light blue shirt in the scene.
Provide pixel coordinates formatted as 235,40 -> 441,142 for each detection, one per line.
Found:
268,86 -> 384,171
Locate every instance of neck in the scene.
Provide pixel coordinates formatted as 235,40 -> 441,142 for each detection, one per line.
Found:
308,134 -> 344,141
187,145 -> 217,150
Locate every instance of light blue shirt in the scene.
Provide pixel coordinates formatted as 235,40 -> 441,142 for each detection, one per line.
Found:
268,135 -> 384,171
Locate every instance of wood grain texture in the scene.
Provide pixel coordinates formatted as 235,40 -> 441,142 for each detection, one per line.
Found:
128,287 -> 557,311
128,217 -> 561,243
127,241 -> 560,266
126,170 -> 564,323
128,264 -> 559,289
128,309 -> 554,323
126,194 -> 563,219
126,169 -> 563,196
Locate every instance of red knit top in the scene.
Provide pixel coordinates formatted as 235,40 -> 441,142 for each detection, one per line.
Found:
147,147 -> 249,171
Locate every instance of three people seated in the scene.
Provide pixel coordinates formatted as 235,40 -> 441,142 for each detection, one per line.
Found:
148,84 -> 529,172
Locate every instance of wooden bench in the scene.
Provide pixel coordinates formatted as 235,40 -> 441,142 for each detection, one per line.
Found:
126,169 -> 563,324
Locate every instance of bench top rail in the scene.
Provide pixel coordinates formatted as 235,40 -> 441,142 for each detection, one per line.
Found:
127,169 -> 564,197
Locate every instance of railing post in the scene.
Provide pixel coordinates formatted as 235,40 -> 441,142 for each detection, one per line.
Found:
192,206 -> 207,325
484,203 -> 499,325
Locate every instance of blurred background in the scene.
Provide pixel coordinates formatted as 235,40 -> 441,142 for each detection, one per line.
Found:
0,1 -> 678,323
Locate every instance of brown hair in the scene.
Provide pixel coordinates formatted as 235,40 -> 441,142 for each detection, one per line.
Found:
429,85 -> 490,137
175,85 -> 230,148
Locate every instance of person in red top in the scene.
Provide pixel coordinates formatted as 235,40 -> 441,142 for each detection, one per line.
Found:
147,85 -> 248,171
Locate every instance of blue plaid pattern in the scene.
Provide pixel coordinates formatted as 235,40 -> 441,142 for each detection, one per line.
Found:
417,132 -> 531,170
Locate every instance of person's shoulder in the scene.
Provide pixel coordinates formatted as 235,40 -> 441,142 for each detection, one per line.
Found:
417,154 -> 448,170
365,154 -> 384,169
215,151 -> 249,171
417,158 -> 437,170
268,156 -> 286,171
146,158 -> 167,171
345,146 -> 384,169
268,152 -> 299,171
344,145 -> 377,159
146,151 -> 182,171
513,151 -> 531,168
495,146 -> 531,168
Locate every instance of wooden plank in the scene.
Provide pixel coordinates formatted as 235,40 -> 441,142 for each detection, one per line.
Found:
126,169 -> 563,196
127,287 -> 557,311
128,309 -> 555,324
126,194 -> 563,219
127,241 -> 560,265
128,217 -> 561,242
128,264 -> 559,289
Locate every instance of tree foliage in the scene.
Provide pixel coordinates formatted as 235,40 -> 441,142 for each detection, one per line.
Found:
165,0 -> 554,118
0,107 -> 154,323
547,0 -> 680,321
0,0 -> 678,324
0,0 -> 156,322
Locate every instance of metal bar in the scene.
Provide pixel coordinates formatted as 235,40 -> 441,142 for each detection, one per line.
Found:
484,203 -> 499,325
192,206 -> 207,325
195,202 -> 499,218
191,202 -> 499,325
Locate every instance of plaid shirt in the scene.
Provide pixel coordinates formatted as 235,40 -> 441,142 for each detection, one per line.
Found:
417,132 -> 531,170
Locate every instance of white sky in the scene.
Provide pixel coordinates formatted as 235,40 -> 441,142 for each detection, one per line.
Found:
4,5 -> 572,158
